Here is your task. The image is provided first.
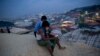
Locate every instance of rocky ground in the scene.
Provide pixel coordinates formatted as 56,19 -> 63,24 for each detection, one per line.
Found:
0,33 -> 100,56
61,29 -> 100,48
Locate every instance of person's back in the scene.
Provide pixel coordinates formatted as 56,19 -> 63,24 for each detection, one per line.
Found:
34,15 -> 47,38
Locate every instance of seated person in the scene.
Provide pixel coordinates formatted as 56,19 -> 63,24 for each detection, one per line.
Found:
37,21 -> 65,56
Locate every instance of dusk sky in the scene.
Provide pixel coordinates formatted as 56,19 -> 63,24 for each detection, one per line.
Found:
0,0 -> 100,18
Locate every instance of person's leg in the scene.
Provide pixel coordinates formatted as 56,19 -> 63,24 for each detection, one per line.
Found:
6,27 -> 10,33
46,46 -> 54,56
50,35 -> 66,49
38,40 -> 54,56
46,40 -> 55,56
55,38 -> 66,49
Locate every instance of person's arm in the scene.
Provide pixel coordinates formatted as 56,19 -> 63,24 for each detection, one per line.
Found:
34,22 -> 40,37
42,30 -> 56,40
42,35 -> 56,40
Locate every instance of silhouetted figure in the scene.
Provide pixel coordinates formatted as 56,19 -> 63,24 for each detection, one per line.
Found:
7,27 -> 10,33
0,28 -> 4,33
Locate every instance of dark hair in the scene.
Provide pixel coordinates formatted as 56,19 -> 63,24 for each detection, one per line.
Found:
42,21 -> 51,36
41,15 -> 47,21
42,21 -> 50,27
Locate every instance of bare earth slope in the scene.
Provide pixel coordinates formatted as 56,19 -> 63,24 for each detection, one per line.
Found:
0,33 -> 100,56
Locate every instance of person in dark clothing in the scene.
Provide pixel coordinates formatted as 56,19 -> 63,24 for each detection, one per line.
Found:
41,21 -> 66,56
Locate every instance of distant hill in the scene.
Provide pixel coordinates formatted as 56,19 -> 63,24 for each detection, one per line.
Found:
66,5 -> 100,14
